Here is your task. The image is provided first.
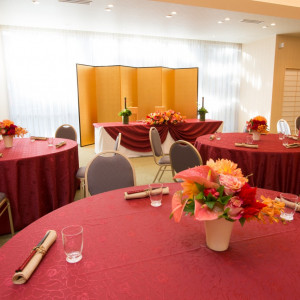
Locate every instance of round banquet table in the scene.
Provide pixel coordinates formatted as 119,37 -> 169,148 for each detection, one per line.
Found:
0,183 -> 299,299
194,133 -> 300,195
0,137 -> 79,235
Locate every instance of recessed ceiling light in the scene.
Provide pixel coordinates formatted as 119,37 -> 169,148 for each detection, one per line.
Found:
270,23 -> 276,26
262,25 -> 268,29
166,15 -> 172,18
225,17 -> 230,21
107,4 -> 114,8
105,7 -> 111,11
218,21 -> 224,24
171,11 -> 177,15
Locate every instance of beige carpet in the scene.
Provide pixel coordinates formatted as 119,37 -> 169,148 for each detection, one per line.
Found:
0,145 -> 174,247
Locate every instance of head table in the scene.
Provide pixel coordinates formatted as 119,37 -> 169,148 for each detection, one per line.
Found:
0,183 -> 299,299
194,133 -> 300,195
0,137 -> 79,235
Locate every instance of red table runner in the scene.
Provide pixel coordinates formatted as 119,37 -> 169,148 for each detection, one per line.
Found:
0,138 -> 79,234
0,183 -> 299,299
194,133 -> 300,194
93,119 -> 222,152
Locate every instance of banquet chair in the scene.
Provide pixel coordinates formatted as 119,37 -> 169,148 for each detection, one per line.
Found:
295,116 -> 300,135
277,119 -> 291,135
85,150 -> 135,197
76,133 -> 122,199
149,127 -> 172,183
55,124 -> 77,141
169,140 -> 203,182
0,193 -> 15,236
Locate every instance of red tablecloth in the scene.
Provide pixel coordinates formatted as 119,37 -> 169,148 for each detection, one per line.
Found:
194,133 -> 300,195
0,183 -> 299,299
93,119 -> 222,152
0,138 -> 79,235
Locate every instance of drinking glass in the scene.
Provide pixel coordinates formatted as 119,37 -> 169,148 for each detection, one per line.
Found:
62,225 -> 83,263
149,183 -> 163,207
246,135 -> 253,144
48,137 -> 54,147
279,193 -> 299,221
278,132 -> 284,140
215,132 -> 221,140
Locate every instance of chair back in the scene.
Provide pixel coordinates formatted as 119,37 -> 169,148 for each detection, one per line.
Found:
85,151 -> 136,196
170,140 -> 203,175
114,133 -> 122,151
296,116 -> 300,132
277,119 -> 291,135
149,127 -> 163,157
55,124 -> 77,141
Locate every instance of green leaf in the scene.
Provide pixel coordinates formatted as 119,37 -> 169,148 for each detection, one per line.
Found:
206,201 -> 215,210
239,218 -> 246,226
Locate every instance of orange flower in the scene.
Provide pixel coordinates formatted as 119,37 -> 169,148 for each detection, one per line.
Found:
2,119 -> 14,127
257,195 -> 285,223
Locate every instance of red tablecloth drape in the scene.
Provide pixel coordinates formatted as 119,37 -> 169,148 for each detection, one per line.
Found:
194,133 -> 300,194
93,119 -> 222,152
0,183 -> 299,299
0,138 -> 79,234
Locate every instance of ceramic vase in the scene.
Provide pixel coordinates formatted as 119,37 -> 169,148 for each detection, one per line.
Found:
252,131 -> 261,141
3,135 -> 14,148
204,218 -> 234,251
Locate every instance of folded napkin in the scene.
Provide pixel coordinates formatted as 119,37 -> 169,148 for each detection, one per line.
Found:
30,136 -> 48,141
287,135 -> 299,141
284,143 -> 300,148
124,186 -> 169,200
55,141 -> 66,148
234,143 -> 258,149
275,197 -> 300,212
12,230 -> 57,285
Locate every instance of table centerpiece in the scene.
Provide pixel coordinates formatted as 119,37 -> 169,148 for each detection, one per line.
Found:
246,116 -> 268,140
145,109 -> 185,125
0,119 -> 28,148
118,97 -> 132,124
170,159 -> 284,251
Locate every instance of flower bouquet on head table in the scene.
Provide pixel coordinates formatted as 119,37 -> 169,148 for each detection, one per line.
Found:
145,109 -> 185,125
170,159 -> 284,251
0,120 -> 28,137
246,116 -> 268,133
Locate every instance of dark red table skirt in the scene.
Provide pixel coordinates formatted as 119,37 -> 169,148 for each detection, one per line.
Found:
0,138 -> 79,235
93,119 -> 222,152
0,183 -> 299,299
194,133 -> 300,194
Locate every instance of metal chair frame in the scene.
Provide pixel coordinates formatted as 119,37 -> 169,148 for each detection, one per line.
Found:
0,194 -> 15,236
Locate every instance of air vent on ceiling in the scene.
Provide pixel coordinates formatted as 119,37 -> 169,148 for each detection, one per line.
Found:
58,0 -> 92,4
240,19 -> 264,24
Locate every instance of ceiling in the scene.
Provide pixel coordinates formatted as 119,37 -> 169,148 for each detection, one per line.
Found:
0,0 -> 300,44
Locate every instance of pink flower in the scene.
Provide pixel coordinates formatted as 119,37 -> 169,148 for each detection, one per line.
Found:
194,201 -> 223,221
219,174 -> 244,195
225,196 -> 244,220
170,191 -> 188,223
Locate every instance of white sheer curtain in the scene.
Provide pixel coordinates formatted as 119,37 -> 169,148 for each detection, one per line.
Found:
0,26 -> 241,138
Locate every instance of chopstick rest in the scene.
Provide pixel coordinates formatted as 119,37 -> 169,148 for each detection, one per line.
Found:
55,141 -> 66,148
12,230 -> 57,284
275,197 -> 300,212
234,143 -> 258,149
124,186 -> 169,200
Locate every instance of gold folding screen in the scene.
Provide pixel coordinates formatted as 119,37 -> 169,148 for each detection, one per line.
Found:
77,65 -> 198,146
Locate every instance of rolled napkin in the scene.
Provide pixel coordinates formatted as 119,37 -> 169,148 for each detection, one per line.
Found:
12,230 -> 57,284
275,197 -> 300,212
30,136 -> 48,141
124,186 -> 169,200
287,135 -> 299,141
284,143 -> 300,148
234,143 -> 258,149
0,153 -> 3,158
55,141 -> 66,148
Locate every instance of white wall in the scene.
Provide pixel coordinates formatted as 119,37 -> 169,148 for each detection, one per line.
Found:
0,33 -> 9,120
239,36 -> 276,132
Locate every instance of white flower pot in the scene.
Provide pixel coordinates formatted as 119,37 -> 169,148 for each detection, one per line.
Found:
252,131 -> 261,141
3,135 -> 14,148
205,218 -> 234,251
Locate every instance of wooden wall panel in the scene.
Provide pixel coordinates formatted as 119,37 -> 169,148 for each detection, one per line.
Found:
95,66 -> 121,123
174,68 -> 198,119
77,65 -> 97,146
120,66 -> 137,109
137,68 -> 162,118
162,68 -> 174,110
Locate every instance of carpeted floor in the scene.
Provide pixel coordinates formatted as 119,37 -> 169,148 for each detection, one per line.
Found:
0,145 -> 174,247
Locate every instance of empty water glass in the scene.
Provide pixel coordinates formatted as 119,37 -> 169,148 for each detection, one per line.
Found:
149,183 -> 163,207
62,225 -> 83,263
279,193 -> 298,221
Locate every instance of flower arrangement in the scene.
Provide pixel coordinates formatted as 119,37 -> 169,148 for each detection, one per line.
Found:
246,116 -> 268,133
170,159 -> 284,226
0,120 -> 28,137
118,97 -> 132,117
146,109 -> 185,125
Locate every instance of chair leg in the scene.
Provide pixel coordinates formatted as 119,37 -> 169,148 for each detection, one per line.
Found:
158,165 -> 167,182
6,199 -> 15,237
79,178 -> 85,200
153,166 -> 163,183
